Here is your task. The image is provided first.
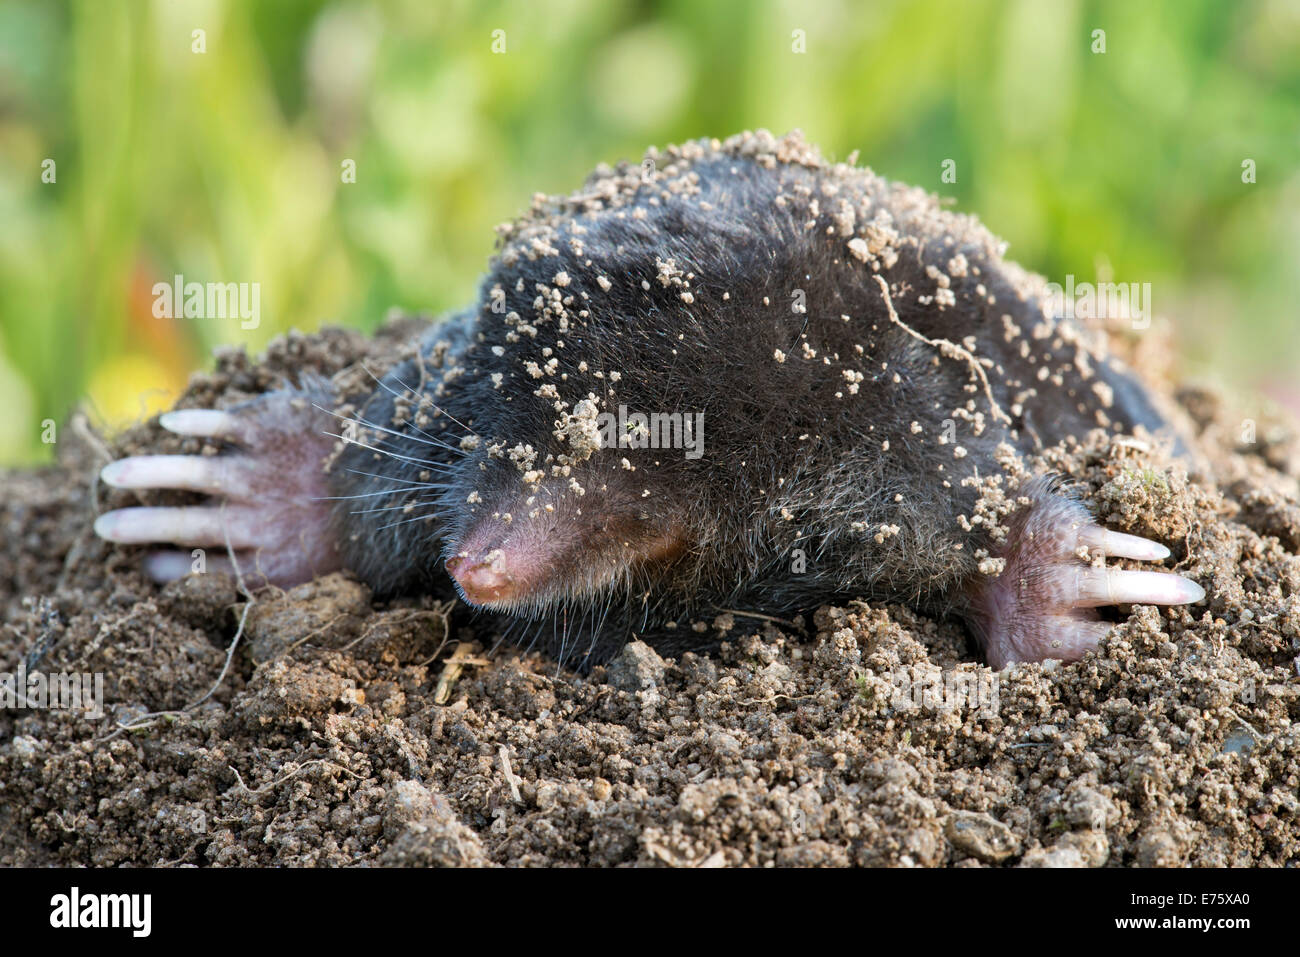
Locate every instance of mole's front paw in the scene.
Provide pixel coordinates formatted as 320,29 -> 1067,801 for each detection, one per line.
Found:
94,390 -> 343,588
968,478 -> 1204,669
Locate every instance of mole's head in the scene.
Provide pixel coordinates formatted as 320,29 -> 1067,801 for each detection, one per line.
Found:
441,449 -> 695,615
411,130 -> 992,648
428,135 -> 900,627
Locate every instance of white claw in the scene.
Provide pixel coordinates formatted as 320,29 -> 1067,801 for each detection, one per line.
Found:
141,550 -> 237,582
101,455 -> 232,493
141,551 -> 196,582
158,409 -> 242,439
1076,567 -> 1205,608
1077,526 -> 1171,561
93,506 -> 257,548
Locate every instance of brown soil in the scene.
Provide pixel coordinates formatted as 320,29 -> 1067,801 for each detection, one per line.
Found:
2,320 -> 1298,867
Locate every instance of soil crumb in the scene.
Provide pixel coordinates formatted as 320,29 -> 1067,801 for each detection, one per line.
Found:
2,320 -> 1298,867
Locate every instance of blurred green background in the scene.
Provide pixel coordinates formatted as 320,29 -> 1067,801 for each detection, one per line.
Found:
1,0 -> 1297,464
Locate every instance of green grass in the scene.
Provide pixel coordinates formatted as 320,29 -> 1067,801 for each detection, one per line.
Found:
1,0 -> 1297,463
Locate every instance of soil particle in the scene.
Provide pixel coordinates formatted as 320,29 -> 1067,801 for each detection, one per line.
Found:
944,810 -> 1021,863
606,640 -> 668,693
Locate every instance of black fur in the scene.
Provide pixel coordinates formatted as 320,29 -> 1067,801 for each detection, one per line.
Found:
326,132 -> 1176,667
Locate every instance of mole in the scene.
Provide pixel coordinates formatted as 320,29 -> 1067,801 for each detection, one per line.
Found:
94,130 -> 1204,670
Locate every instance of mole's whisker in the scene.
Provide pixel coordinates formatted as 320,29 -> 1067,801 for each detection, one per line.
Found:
316,482 -> 447,502
314,403 -> 469,458
361,364 -> 481,442
373,508 -> 445,532
347,498 -> 444,516
337,466 -> 452,488
321,430 -> 452,471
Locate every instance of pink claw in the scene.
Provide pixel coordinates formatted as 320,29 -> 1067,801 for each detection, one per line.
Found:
969,478 -> 1205,669
95,391 -> 344,589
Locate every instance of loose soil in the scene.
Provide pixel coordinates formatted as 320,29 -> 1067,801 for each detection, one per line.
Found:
1,319 -> 1297,867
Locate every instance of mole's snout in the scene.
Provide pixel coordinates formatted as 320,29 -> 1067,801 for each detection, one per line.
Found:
444,516 -> 561,608
445,554 -> 520,605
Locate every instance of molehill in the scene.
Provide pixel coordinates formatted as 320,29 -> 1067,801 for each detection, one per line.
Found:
1,318 -> 1297,867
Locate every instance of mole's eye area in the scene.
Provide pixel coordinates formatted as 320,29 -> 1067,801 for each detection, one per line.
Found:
442,481 -> 685,612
